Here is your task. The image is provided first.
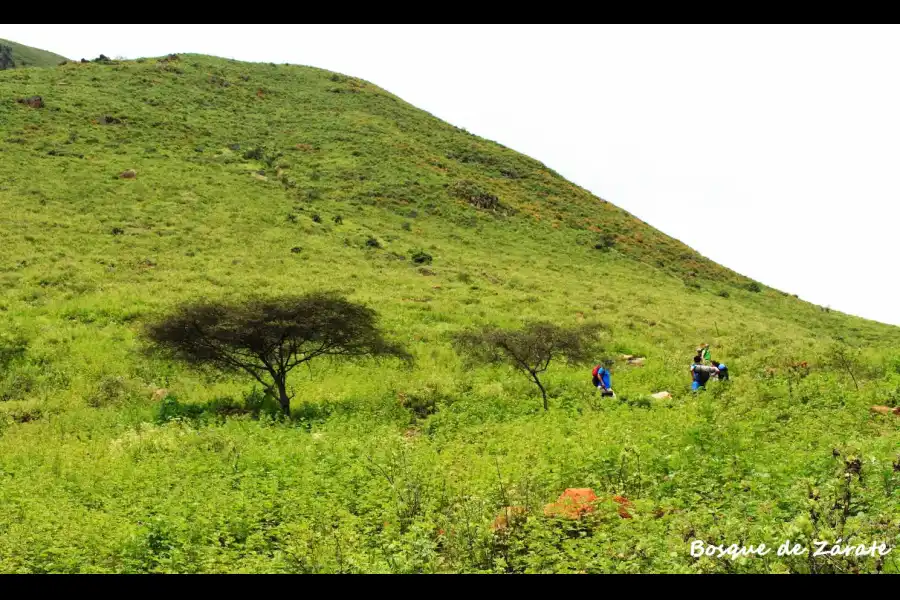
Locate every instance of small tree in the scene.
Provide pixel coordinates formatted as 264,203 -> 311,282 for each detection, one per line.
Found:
145,292 -> 411,415
826,342 -> 864,391
453,321 -> 604,410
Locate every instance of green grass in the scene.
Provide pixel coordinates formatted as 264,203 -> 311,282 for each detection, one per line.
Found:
0,38 -> 68,70
0,52 -> 898,573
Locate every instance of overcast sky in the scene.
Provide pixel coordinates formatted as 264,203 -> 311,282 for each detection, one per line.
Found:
4,24 -> 899,326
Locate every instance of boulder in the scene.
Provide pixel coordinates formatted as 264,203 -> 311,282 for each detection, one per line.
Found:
627,357 -> 646,366
151,388 -> 168,401
651,391 -> 672,400
119,169 -> 137,179
870,405 -> 900,416
544,488 -> 597,519
17,95 -> 44,109
543,488 -> 634,520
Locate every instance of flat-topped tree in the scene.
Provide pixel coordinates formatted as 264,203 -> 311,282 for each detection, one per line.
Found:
146,292 -> 411,415
453,321 -> 605,410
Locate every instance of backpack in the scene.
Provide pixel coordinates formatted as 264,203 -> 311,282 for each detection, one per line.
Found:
591,365 -> 603,386
692,364 -> 713,385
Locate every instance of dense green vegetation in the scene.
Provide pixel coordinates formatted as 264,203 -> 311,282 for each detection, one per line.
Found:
0,38 -> 68,70
0,51 -> 898,574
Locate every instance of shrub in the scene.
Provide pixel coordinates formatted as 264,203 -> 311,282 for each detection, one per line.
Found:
450,180 -> 500,210
717,290 -> 730,298
0,334 -> 27,371
747,282 -> 762,293
402,222 -> 412,231
87,375 -> 133,408
409,249 -> 433,265
594,233 -> 616,251
366,236 -> 381,248
397,384 -> 453,421
243,147 -> 265,161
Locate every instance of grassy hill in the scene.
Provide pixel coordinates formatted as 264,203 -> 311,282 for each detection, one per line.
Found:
0,53 -> 898,574
0,38 -> 68,70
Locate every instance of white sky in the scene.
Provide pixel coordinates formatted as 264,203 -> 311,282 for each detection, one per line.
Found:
4,24 -> 899,326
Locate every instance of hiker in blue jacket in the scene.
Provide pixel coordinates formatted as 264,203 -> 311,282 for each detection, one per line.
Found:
711,360 -> 729,381
592,363 -> 615,397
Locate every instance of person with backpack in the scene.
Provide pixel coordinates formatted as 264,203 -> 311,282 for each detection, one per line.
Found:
711,360 -> 729,381
690,355 -> 719,391
592,362 -> 615,397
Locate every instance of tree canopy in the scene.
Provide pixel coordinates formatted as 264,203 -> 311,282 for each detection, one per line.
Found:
145,292 -> 411,415
453,321 -> 605,410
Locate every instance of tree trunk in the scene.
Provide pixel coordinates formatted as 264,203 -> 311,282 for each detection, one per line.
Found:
530,372 -> 549,411
275,377 -> 291,416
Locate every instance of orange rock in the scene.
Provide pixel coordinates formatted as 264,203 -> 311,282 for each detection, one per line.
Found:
870,405 -> 900,416
543,488 -> 598,519
492,506 -> 528,531
543,489 -> 637,520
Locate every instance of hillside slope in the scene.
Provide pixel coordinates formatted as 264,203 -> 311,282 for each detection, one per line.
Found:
0,38 -> 68,70
0,53 -> 898,574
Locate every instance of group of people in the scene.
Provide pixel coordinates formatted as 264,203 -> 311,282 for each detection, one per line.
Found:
590,342 -> 730,397
689,343 -> 729,391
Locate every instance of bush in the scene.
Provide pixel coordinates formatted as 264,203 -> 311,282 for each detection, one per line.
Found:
717,290 -> 730,298
87,375 -> 134,408
594,233 -> 616,251
747,282 -> 762,293
397,384 -> 453,421
450,180 -> 500,210
402,222 -> 412,231
366,236 -> 381,248
409,249 -> 433,265
243,147 -> 265,161
0,334 -> 27,370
